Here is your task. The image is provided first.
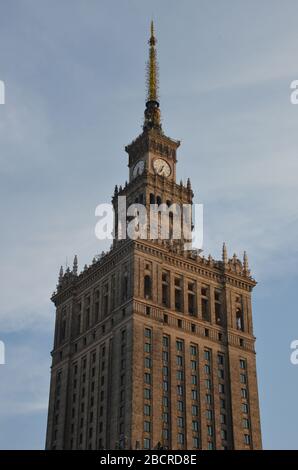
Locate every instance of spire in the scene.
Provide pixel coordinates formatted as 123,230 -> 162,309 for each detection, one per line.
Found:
222,242 -> 228,265
143,21 -> 162,132
243,251 -> 249,272
59,266 -> 64,283
73,255 -> 78,275
147,21 -> 158,102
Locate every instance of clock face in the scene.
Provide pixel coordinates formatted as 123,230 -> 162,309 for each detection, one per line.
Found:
132,160 -> 145,178
153,158 -> 171,177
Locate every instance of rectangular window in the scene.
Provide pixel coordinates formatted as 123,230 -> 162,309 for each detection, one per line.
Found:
163,336 -> 169,348
191,375 -> 197,385
144,343 -> 151,353
177,433 -> 184,444
177,416 -> 184,428
204,350 -> 211,362
190,345 -> 197,356
193,437 -> 199,449
144,328 -> 151,338
241,388 -> 248,399
176,340 -> 183,351
144,373 -> 151,384
207,425 -> 213,437
244,434 -> 251,445
206,409 -> 212,420
144,421 -> 151,433
177,401 -> 184,412
144,438 -> 151,449
240,373 -> 247,384
240,359 -> 246,369
243,418 -> 250,429
144,357 -> 151,369
219,383 -> 225,394
144,388 -> 151,400
144,405 -> 151,416
191,389 -> 198,400
242,403 -> 249,414
192,405 -> 198,416
192,420 -> 199,432
176,355 -> 183,367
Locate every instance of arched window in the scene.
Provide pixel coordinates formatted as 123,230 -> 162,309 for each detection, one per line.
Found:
144,275 -> 152,299
150,193 -> 155,204
236,308 -> 244,331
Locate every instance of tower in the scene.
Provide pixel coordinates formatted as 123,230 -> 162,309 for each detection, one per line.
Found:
45,23 -> 262,450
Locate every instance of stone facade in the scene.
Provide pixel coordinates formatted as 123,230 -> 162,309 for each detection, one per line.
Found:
45,24 -> 262,451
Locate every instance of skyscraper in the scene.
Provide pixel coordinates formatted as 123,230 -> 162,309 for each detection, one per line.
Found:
45,22 -> 262,450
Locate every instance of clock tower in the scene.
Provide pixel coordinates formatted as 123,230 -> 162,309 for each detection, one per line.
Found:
46,22 -> 262,451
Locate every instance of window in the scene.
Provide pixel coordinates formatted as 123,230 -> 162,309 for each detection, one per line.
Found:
177,385 -> 183,395
177,416 -> 184,428
201,286 -> 210,321
192,405 -> 198,416
177,433 -> 184,444
177,370 -> 183,381
240,373 -> 247,384
220,413 -> 226,424
205,379 -> 211,389
192,389 -> 198,400
244,434 -> 251,445
144,421 -> 151,433
193,437 -> 199,449
243,418 -> 250,429
219,383 -> 225,394
236,308 -> 244,331
163,413 -> 169,423
190,345 -> 197,356
207,425 -> 213,436
206,394 -> 212,404
144,388 -> 151,400
192,421 -> 199,432
144,438 -> 151,449
163,351 -> 169,362
174,278 -> 183,311
242,403 -> 249,414
162,272 -> 169,307
207,441 -> 214,450
240,359 -> 246,369
206,409 -> 212,420
204,364 -> 211,375
221,429 -> 227,440
163,336 -> 169,348
163,429 -> 169,440
144,275 -> 152,299
144,328 -> 151,338
176,340 -> 183,351
163,381 -> 168,392
241,388 -> 248,399
191,360 -> 197,371
177,401 -> 184,412
163,396 -> 169,407
144,373 -> 151,384
204,350 -> 211,361
218,354 -> 224,366
144,357 -> 151,369
215,289 -> 222,324
163,366 -> 168,376
220,399 -> 226,409
144,405 -> 151,416
218,369 -> 224,379
176,356 -> 183,367
144,343 -> 151,353
191,375 -> 197,385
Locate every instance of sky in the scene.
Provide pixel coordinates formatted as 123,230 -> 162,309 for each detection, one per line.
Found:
0,0 -> 298,449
